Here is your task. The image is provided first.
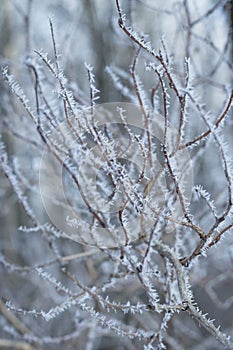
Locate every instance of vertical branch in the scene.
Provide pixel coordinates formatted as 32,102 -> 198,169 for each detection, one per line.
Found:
130,48 -> 152,166
49,16 -> 60,73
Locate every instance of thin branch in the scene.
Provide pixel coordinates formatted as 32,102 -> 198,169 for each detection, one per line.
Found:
179,90 -> 233,150
0,339 -> 36,350
0,300 -> 31,336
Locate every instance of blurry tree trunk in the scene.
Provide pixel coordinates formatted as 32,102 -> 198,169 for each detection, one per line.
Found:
84,0 -> 108,102
0,1 -> 11,59
84,0 -> 136,102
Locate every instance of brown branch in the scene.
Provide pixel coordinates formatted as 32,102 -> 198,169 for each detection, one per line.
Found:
36,124 -> 107,228
0,300 -> 30,336
131,48 -> 152,166
0,339 -> 36,350
179,90 -> 233,150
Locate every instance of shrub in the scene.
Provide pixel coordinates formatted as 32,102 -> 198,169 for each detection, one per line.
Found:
0,1 -> 233,349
